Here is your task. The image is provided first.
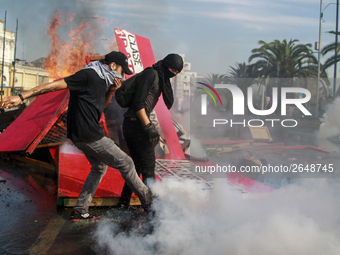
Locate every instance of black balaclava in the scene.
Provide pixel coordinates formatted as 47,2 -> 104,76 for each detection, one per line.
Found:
152,54 -> 183,109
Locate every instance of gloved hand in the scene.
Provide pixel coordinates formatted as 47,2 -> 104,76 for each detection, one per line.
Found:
143,122 -> 160,146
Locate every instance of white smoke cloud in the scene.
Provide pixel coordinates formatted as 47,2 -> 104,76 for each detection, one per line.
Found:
94,178 -> 340,255
60,142 -> 83,154
317,97 -> 340,152
187,135 -> 207,158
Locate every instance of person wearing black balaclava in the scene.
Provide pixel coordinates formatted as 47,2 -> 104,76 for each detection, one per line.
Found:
117,53 -> 183,209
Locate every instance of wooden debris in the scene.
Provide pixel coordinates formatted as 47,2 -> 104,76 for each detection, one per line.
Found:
305,146 -> 331,154
9,154 -> 56,172
248,126 -> 272,140
36,143 -> 63,149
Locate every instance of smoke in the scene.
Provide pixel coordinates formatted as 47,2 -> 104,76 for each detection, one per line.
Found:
317,97 -> 340,152
188,135 -> 207,158
60,142 -> 83,154
94,178 -> 340,255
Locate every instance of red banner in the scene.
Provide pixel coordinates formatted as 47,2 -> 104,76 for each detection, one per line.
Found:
115,28 -> 185,160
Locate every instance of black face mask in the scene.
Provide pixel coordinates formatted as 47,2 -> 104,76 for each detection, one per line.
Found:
151,54 -> 183,110
163,54 -> 183,76
164,67 -> 176,79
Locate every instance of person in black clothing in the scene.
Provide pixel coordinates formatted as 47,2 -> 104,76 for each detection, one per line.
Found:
0,51 -> 153,220
117,53 -> 183,208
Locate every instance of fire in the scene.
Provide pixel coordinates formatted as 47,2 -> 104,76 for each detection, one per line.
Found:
44,9 -> 98,79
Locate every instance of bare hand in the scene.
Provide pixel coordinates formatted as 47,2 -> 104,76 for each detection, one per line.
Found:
108,78 -> 123,93
114,78 -> 123,90
0,96 -> 22,109
105,78 -> 123,108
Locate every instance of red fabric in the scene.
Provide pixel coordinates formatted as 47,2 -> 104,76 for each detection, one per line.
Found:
58,151 -> 162,198
115,28 -> 185,160
0,90 -> 69,152
154,99 -> 185,160
59,152 -> 125,197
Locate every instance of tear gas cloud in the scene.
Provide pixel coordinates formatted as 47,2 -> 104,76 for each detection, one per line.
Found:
317,97 -> 340,152
188,135 -> 207,158
94,178 -> 340,255
60,142 -> 83,154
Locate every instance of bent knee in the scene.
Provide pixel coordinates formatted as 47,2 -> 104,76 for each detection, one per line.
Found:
124,156 -> 135,171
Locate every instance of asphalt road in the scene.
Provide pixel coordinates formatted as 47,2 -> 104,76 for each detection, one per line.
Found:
0,159 -> 152,255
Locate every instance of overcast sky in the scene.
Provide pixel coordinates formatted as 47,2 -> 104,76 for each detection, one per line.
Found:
1,0 -> 339,77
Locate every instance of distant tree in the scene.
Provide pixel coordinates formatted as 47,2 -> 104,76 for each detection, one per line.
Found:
226,62 -> 258,94
204,73 -> 227,85
321,42 -> 340,70
249,39 -> 320,78
248,39 -> 328,114
225,62 -> 261,113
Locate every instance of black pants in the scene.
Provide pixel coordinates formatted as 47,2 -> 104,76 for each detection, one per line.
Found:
118,118 -> 156,206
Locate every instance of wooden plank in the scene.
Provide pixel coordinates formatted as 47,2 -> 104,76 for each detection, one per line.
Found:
230,142 -> 251,149
305,146 -> 331,154
207,142 -> 251,151
248,145 -> 306,150
8,154 -> 56,172
181,139 -> 190,153
201,139 -> 255,145
36,143 -> 63,149
251,142 -> 284,146
206,147 -> 233,153
89,55 -> 104,62
248,126 -> 272,140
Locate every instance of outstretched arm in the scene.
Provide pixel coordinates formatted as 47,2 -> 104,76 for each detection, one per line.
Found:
0,79 -> 68,109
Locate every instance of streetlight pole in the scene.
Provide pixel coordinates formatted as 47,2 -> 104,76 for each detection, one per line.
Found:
0,11 -> 7,102
334,0 -> 339,100
317,0 -> 323,117
11,18 -> 18,95
323,2 -> 340,100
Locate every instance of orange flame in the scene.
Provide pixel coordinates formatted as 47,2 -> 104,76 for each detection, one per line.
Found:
44,9 -> 98,79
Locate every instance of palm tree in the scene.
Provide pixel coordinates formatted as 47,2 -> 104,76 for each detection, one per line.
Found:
321,42 -> 340,70
225,62 -> 261,113
249,39 -> 318,78
226,62 -> 259,94
203,73 -> 227,85
248,39 -> 327,114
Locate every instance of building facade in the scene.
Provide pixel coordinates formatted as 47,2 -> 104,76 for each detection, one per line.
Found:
172,54 -> 199,113
0,20 -> 49,98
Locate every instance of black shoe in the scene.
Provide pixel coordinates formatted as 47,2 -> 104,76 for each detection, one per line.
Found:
70,210 -> 100,221
142,203 -> 153,213
141,194 -> 159,212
